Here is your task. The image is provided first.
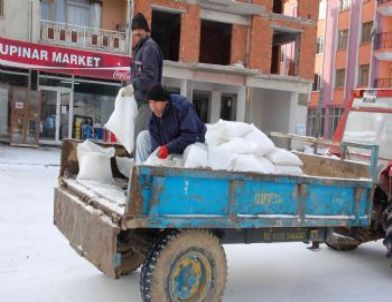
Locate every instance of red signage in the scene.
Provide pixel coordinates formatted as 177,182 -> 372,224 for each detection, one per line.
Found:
0,36 -> 132,81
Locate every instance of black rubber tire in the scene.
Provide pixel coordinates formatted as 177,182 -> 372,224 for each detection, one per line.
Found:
140,230 -> 227,302
326,241 -> 360,251
383,205 -> 392,258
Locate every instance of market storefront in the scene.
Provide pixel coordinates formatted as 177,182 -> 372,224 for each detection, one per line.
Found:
0,36 -> 131,146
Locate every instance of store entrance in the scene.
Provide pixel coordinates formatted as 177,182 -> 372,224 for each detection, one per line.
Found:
9,88 -> 40,147
39,86 -> 73,144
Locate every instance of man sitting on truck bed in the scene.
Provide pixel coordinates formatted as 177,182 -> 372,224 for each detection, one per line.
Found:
135,84 -> 207,164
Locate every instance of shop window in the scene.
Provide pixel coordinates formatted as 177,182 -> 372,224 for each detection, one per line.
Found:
337,29 -> 348,49
199,20 -> 232,66
335,69 -> 346,88
361,21 -> 373,44
151,9 -> 181,62
220,94 -> 237,121
358,64 -> 370,86
72,80 -> 119,140
193,92 -> 210,123
328,107 -> 344,138
0,69 -> 29,140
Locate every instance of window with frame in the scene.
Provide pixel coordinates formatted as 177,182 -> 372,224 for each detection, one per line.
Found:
339,0 -> 352,11
335,69 -> 346,88
313,74 -> 321,91
337,29 -> 348,49
361,21 -> 373,44
328,107 -> 344,138
307,108 -> 325,137
358,64 -> 370,86
316,37 -> 324,54
40,0 -> 102,29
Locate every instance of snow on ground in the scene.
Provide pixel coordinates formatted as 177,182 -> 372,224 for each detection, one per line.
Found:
0,144 -> 391,302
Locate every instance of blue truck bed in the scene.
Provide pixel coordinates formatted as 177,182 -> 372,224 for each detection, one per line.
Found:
123,156 -> 373,230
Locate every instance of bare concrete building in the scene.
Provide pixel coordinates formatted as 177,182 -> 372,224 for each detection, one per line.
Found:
0,0 -> 318,146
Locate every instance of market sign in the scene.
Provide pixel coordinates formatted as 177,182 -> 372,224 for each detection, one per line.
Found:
0,36 -> 131,81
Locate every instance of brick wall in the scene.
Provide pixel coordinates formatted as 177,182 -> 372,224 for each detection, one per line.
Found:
298,25 -> 317,80
249,16 -> 272,72
297,0 -> 319,22
231,24 -> 248,65
179,5 -> 201,63
132,0 -> 317,80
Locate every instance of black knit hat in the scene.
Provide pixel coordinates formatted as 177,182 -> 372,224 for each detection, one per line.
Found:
131,13 -> 150,32
147,84 -> 171,102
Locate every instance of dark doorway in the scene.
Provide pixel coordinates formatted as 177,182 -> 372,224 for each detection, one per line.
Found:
193,91 -> 210,123
151,10 -> 181,61
220,94 -> 237,121
273,0 -> 283,14
199,20 -> 232,65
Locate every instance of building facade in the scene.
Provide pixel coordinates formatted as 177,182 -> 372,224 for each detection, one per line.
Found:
0,0 -> 318,146
309,0 -> 392,139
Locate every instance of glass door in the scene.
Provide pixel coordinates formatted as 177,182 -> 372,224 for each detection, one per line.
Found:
39,87 -> 73,144
9,88 -> 40,147
40,90 -> 57,142
59,90 -> 72,140
10,87 -> 27,145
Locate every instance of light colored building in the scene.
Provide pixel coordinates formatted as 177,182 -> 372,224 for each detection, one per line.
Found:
0,0 -> 319,146
309,0 -> 392,138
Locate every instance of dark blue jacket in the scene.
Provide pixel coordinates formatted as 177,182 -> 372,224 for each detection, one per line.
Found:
131,37 -> 163,105
149,95 -> 207,154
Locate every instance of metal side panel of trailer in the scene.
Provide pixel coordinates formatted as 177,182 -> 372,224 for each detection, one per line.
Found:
123,163 -> 373,229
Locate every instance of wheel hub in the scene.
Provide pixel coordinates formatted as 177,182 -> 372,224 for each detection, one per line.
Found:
169,251 -> 212,301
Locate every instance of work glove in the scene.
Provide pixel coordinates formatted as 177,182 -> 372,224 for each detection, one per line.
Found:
158,145 -> 169,159
120,84 -> 134,97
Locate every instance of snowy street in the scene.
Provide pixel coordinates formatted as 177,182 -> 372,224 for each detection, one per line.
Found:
1,144 -> 392,302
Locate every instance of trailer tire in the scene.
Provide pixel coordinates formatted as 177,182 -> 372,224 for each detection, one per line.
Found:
140,230 -> 227,302
326,242 -> 359,251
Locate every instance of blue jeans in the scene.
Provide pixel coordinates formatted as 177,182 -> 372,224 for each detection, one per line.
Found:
135,130 -> 151,165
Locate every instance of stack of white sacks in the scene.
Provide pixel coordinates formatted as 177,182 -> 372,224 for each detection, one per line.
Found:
147,120 -> 304,176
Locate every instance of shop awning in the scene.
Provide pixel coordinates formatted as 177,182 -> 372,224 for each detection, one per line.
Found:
0,36 -> 132,81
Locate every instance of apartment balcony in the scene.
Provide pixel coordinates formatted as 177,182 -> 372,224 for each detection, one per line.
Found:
374,78 -> 392,88
40,20 -> 128,54
377,0 -> 392,16
374,32 -> 392,60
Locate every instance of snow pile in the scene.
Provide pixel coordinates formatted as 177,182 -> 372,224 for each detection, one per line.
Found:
145,120 -> 304,176
76,140 -> 115,182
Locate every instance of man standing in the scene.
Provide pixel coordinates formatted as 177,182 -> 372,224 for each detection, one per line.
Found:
135,84 -> 207,164
130,13 -> 163,139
